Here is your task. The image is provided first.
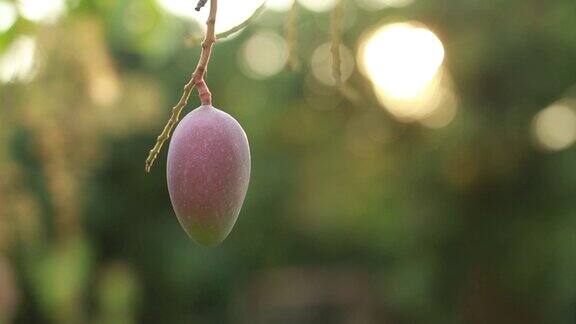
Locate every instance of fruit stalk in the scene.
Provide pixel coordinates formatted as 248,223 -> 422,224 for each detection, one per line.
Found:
145,0 -> 218,172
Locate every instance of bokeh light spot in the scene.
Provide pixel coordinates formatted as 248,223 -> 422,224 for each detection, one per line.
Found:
266,0 -> 295,12
0,36 -> 37,84
17,0 -> 66,24
0,1 -> 17,32
419,82 -> 458,129
356,0 -> 414,10
297,0 -> 338,12
532,102 -> 576,151
240,31 -> 288,79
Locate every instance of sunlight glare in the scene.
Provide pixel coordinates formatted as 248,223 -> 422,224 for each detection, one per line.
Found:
360,22 -> 444,100
0,36 -> 37,84
359,22 -> 452,123
17,0 -> 66,24
0,1 -> 17,32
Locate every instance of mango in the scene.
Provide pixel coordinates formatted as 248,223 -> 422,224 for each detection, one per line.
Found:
167,105 -> 251,246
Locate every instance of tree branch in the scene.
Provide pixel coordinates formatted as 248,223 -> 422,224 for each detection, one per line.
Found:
145,0 -> 218,173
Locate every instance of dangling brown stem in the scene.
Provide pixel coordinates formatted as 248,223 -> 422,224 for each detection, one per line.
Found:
331,0 -> 343,86
286,0 -> 300,71
145,0 -> 218,173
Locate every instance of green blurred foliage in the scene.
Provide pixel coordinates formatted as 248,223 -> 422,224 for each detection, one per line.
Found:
1,0 -> 576,323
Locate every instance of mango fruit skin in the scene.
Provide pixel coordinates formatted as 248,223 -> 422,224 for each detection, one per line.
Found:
167,105 -> 251,246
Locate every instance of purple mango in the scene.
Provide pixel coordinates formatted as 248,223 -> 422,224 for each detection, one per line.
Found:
167,105 -> 251,246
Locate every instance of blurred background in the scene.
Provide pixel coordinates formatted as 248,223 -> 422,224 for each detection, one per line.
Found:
1,0 -> 576,323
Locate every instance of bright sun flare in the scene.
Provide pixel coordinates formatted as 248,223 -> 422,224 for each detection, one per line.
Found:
358,22 -> 456,125
360,22 -> 445,101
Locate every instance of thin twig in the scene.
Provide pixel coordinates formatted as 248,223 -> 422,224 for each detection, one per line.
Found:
330,0 -> 343,86
196,0 -> 209,11
186,1 -> 267,46
145,0 -> 218,172
286,0 -> 300,71
216,1 -> 267,39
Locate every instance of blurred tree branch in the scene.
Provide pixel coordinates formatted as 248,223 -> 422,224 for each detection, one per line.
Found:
286,0 -> 300,71
331,0 -> 343,86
